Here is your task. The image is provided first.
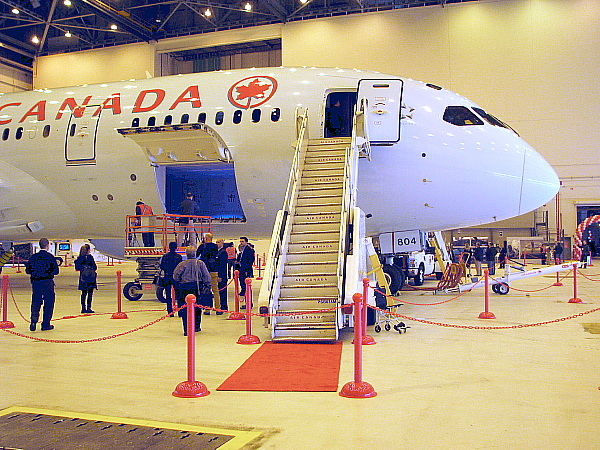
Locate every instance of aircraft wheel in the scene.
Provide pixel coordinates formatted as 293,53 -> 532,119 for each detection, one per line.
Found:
123,282 -> 143,301
384,323 -> 391,331
491,284 -> 500,294
413,264 -> 425,286
156,286 -> 166,303
382,263 -> 404,294
497,283 -> 510,295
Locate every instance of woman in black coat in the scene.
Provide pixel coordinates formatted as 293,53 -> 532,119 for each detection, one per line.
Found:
75,244 -> 97,313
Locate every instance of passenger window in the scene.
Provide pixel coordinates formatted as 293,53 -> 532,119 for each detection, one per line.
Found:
131,118 -> 139,127
16,127 -> 23,140
271,108 -> 281,122
181,114 -> 189,124
215,111 -> 224,125
164,115 -> 173,125
252,109 -> 261,123
198,113 -> 206,123
147,116 -> 156,126
472,107 -> 518,135
2,128 -> 8,141
233,110 -> 242,124
443,106 -> 484,126
69,123 -> 76,137
43,125 -> 51,138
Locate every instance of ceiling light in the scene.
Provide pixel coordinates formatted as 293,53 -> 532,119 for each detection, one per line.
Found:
32,35 -> 40,44
244,2 -> 252,12
11,8 -> 19,14
300,0 -> 309,3
63,0 -> 72,5
204,8 -> 212,17
110,24 -> 118,30
65,31 -> 72,37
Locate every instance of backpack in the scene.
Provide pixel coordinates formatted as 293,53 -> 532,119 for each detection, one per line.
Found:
81,265 -> 97,283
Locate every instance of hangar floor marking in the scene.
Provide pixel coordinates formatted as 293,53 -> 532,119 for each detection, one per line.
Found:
0,407 -> 262,450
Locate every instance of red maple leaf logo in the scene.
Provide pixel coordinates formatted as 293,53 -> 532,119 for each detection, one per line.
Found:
235,79 -> 270,101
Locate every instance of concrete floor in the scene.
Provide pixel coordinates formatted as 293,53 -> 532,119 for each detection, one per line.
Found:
1,259 -> 599,449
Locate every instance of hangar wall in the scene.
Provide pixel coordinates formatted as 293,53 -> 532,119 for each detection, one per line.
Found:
281,0 -> 600,241
33,42 -> 156,88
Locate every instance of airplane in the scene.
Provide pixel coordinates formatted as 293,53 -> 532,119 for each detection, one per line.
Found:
0,66 -> 559,263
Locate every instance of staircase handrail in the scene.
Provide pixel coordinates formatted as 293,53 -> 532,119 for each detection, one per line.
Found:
258,107 -> 310,308
336,99 -> 369,302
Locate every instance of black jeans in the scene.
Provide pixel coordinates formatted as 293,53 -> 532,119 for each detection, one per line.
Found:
176,285 -> 202,333
218,279 -> 228,310
31,279 -> 55,328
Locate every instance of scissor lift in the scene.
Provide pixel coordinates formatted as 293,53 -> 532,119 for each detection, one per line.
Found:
123,213 -> 211,301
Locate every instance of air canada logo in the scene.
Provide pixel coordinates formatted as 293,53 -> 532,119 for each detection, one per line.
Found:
228,76 -> 278,109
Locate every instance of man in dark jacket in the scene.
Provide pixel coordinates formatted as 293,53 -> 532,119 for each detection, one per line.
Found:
237,236 -> 255,308
159,242 -> 182,315
215,238 -> 229,314
485,243 -> 498,276
197,233 -> 219,315
25,238 -> 59,331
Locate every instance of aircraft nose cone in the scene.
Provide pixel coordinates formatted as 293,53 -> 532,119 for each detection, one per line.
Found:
519,147 -> 560,214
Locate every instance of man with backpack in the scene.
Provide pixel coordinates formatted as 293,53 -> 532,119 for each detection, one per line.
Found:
197,233 -> 219,315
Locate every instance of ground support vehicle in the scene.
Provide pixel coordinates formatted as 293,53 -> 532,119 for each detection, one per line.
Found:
122,213 -> 211,301
457,261 -> 580,295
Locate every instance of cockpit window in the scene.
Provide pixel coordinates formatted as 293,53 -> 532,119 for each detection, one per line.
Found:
472,107 -> 519,135
443,106 -> 484,126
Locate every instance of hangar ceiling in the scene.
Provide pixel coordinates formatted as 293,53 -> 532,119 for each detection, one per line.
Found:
0,0 -> 476,71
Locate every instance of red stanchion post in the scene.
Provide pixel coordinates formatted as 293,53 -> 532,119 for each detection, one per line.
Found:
16,257 -> 22,273
523,251 -> 527,266
553,269 -> 563,287
228,270 -> 244,320
0,275 -> 15,329
340,293 -> 377,398
360,278 -> 376,345
237,278 -> 260,344
478,269 -> 496,319
111,270 -> 128,319
173,294 -> 210,398
569,263 -> 583,303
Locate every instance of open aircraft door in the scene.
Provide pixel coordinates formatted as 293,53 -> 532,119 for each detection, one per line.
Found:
357,79 -> 403,144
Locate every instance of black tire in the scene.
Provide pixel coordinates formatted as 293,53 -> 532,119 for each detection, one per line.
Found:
156,286 -> 166,303
123,282 -> 143,301
413,264 -> 425,286
492,284 -> 500,294
497,283 -> 510,295
382,263 -> 404,294
374,325 -> 381,333
384,323 -> 391,331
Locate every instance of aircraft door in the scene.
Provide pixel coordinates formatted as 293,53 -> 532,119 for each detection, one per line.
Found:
357,79 -> 403,144
65,107 -> 100,165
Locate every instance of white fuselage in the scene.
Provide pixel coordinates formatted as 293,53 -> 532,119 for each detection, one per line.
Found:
0,67 -> 559,251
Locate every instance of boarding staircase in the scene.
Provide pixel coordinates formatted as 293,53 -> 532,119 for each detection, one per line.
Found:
259,102 -> 370,341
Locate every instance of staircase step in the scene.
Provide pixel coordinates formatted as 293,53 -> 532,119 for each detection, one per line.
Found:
285,251 -> 338,264
281,273 -> 337,286
277,296 -> 338,309
287,241 -> 339,253
272,326 -> 338,341
278,285 -> 338,297
305,154 -> 346,164
308,137 -> 351,147
289,230 -> 340,242
298,186 -> 343,197
302,167 -> 345,177
294,204 -> 342,215
291,222 -> 339,233
300,175 -> 344,186
275,311 -> 337,324
284,261 -> 337,273
296,195 -> 342,207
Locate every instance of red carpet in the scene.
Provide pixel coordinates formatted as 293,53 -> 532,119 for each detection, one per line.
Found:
217,341 -> 343,392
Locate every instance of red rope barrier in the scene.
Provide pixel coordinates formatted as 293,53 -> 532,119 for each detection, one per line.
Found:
237,278 -> 260,344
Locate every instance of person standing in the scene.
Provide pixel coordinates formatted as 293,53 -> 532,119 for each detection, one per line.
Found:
461,243 -> 472,277
225,242 -> 237,278
215,238 -> 229,314
74,243 -> 97,314
486,243 -> 498,276
473,242 -> 484,277
135,200 -> 155,247
499,245 -> 507,269
196,233 -> 219,315
173,246 -> 212,335
159,241 -> 182,315
236,236 -> 255,309
179,192 -> 201,246
554,241 -> 564,264
25,238 -> 59,331
581,240 -> 591,264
